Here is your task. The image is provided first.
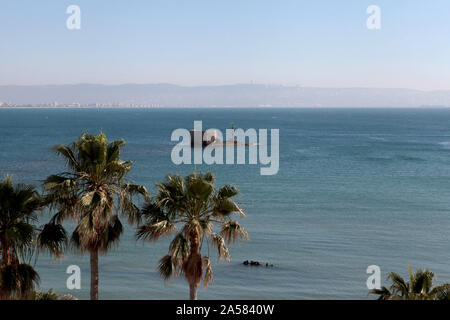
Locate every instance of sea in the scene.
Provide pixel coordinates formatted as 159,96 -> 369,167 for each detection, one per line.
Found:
1,107 -> 450,300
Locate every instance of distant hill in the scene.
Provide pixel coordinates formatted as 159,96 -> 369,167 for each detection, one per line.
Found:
1,84 -> 450,108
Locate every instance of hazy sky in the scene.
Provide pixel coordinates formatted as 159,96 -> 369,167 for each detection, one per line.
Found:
1,0 -> 449,90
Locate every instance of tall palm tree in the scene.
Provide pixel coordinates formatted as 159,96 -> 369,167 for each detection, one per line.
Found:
41,132 -> 148,300
370,265 -> 450,300
136,171 -> 248,300
0,176 -> 42,299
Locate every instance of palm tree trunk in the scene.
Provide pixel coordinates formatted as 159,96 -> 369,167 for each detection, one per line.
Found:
1,243 -> 7,266
1,236 -> 10,266
185,227 -> 202,300
189,282 -> 198,300
90,250 -> 99,300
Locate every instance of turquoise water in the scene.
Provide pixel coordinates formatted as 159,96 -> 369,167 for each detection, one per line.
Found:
1,108 -> 450,300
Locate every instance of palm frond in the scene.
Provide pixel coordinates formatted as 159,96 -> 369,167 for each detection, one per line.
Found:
52,145 -> 80,171
203,256 -> 213,288
429,283 -> 450,300
37,223 -> 68,258
169,233 -> 189,263
186,176 -> 214,202
0,176 -> 42,267
118,184 -> 149,225
136,220 -> 176,242
158,255 -> 176,281
220,220 -> 248,244
369,286 -> 393,300
371,266 -> 450,300
0,263 -> 40,299
217,184 -> 239,198
209,233 -> 230,261
99,215 -> 123,252
388,272 -> 409,296
213,198 -> 244,218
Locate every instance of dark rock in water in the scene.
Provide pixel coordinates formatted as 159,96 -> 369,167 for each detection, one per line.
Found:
243,260 -> 274,267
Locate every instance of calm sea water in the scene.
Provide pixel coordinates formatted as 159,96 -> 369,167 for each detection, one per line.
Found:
1,107 -> 450,300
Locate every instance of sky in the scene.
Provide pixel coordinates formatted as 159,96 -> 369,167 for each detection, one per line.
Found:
0,0 -> 449,90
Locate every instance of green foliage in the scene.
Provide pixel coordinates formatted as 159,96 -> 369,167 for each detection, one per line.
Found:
30,289 -> 76,300
42,132 -> 149,254
0,263 -> 40,299
41,132 -> 148,299
37,223 -> 67,259
370,265 -> 450,300
0,176 -> 46,299
136,171 -> 248,292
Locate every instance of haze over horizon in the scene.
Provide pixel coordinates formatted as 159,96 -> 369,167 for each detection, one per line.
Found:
2,83 -> 450,92
2,83 -> 450,108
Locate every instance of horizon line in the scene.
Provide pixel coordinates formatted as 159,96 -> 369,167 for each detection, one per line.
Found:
0,83 -> 449,93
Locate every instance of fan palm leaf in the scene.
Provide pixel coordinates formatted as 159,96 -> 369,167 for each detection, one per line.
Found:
0,175 -> 49,299
370,266 -> 450,300
40,132 -> 148,300
136,171 -> 247,300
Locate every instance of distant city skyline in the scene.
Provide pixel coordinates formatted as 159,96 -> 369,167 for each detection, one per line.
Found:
1,1 -> 450,90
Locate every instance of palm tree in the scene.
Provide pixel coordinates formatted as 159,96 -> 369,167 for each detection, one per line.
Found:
370,265 -> 450,300
0,176 -> 42,299
136,171 -> 248,300
31,288 -> 76,300
41,132 -> 149,300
